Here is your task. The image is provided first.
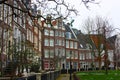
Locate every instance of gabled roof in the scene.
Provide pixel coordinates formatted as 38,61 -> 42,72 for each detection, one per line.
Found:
64,23 -> 77,39
107,35 -> 117,49
90,34 -> 114,50
77,33 -> 96,49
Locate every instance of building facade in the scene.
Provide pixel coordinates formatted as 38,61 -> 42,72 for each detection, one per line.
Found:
0,0 -> 42,76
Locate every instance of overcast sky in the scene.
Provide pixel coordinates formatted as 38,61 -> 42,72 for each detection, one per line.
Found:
66,0 -> 120,34
34,0 -> 120,34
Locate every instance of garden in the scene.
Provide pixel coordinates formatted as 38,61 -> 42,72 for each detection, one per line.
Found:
76,70 -> 120,80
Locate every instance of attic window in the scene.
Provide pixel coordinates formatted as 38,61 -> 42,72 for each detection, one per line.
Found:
86,43 -> 92,49
80,44 -> 83,48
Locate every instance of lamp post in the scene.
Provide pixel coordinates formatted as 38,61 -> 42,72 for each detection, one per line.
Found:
70,51 -> 72,80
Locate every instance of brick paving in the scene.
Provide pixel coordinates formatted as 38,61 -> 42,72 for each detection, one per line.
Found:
56,74 -> 71,80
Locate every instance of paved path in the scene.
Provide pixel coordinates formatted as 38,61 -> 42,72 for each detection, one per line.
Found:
56,74 -> 71,80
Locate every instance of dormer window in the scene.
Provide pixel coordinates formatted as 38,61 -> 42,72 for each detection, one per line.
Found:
80,44 -> 83,48
66,32 -> 71,39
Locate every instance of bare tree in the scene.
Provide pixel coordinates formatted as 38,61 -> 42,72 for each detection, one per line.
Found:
0,0 -> 98,20
82,16 -> 114,73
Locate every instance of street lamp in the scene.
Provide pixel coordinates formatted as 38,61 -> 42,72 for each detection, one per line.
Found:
70,51 -> 72,80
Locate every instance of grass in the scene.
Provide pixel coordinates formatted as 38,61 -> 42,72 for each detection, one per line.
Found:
76,70 -> 120,80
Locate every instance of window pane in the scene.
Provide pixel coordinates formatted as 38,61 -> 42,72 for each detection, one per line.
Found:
45,38 -> 49,46
62,40 -> 65,46
59,39 -> 61,46
50,39 -> 54,46
66,41 -> 69,48
58,31 -> 61,37
50,30 -> 54,36
66,62 -> 69,69
74,42 -> 77,49
70,41 -> 73,48
50,50 -> 54,58
74,51 -> 78,59
66,50 -> 70,59
62,32 -> 64,37
55,39 -> 59,45
44,49 -> 49,58
55,31 -> 58,36
44,29 -> 49,35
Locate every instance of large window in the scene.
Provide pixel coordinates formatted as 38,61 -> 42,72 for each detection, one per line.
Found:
66,51 -> 69,59
70,41 -> 73,48
62,40 -> 65,46
62,32 -> 64,37
73,62 -> 77,69
66,41 -> 69,48
58,31 -> 61,37
66,50 -> 72,59
59,39 -> 62,46
44,49 -> 49,58
44,38 -> 49,46
50,39 -> 54,46
50,30 -> 54,36
80,53 -> 85,60
0,5 -> 2,19
55,31 -> 58,36
66,62 -> 69,69
74,51 -> 78,59
50,50 -> 54,58
62,48 -> 65,56
74,42 -> 77,49
44,29 -> 49,35
55,39 -> 58,45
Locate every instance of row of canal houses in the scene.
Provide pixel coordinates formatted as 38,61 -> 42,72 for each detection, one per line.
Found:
0,0 -> 120,74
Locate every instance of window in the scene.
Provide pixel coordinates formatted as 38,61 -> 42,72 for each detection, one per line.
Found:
59,39 -> 62,46
44,38 -> 49,46
50,30 -> 54,36
80,53 -> 85,60
62,48 -> 65,56
44,29 -> 49,35
50,39 -> 54,46
66,50 -> 70,59
70,41 -> 73,48
58,31 -> 61,37
50,50 -> 54,58
62,32 -> 64,37
66,41 -> 69,48
74,51 -> 78,59
73,62 -> 77,69
62,40 -> 65,46
66,62 -> 69,69
55,31 -> 58,36
47,24 -> 51,27
66,32 -> 71,39
74,42 -> 77,49
86,53 -> 89,59
0,5 -> 2,19
89,53 -> 92,59
55,39 -> 59,45
55,48 -> 58,56
44,49 -> 49,58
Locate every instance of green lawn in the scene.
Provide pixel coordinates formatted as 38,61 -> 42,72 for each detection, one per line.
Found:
76,70 -> 120,80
